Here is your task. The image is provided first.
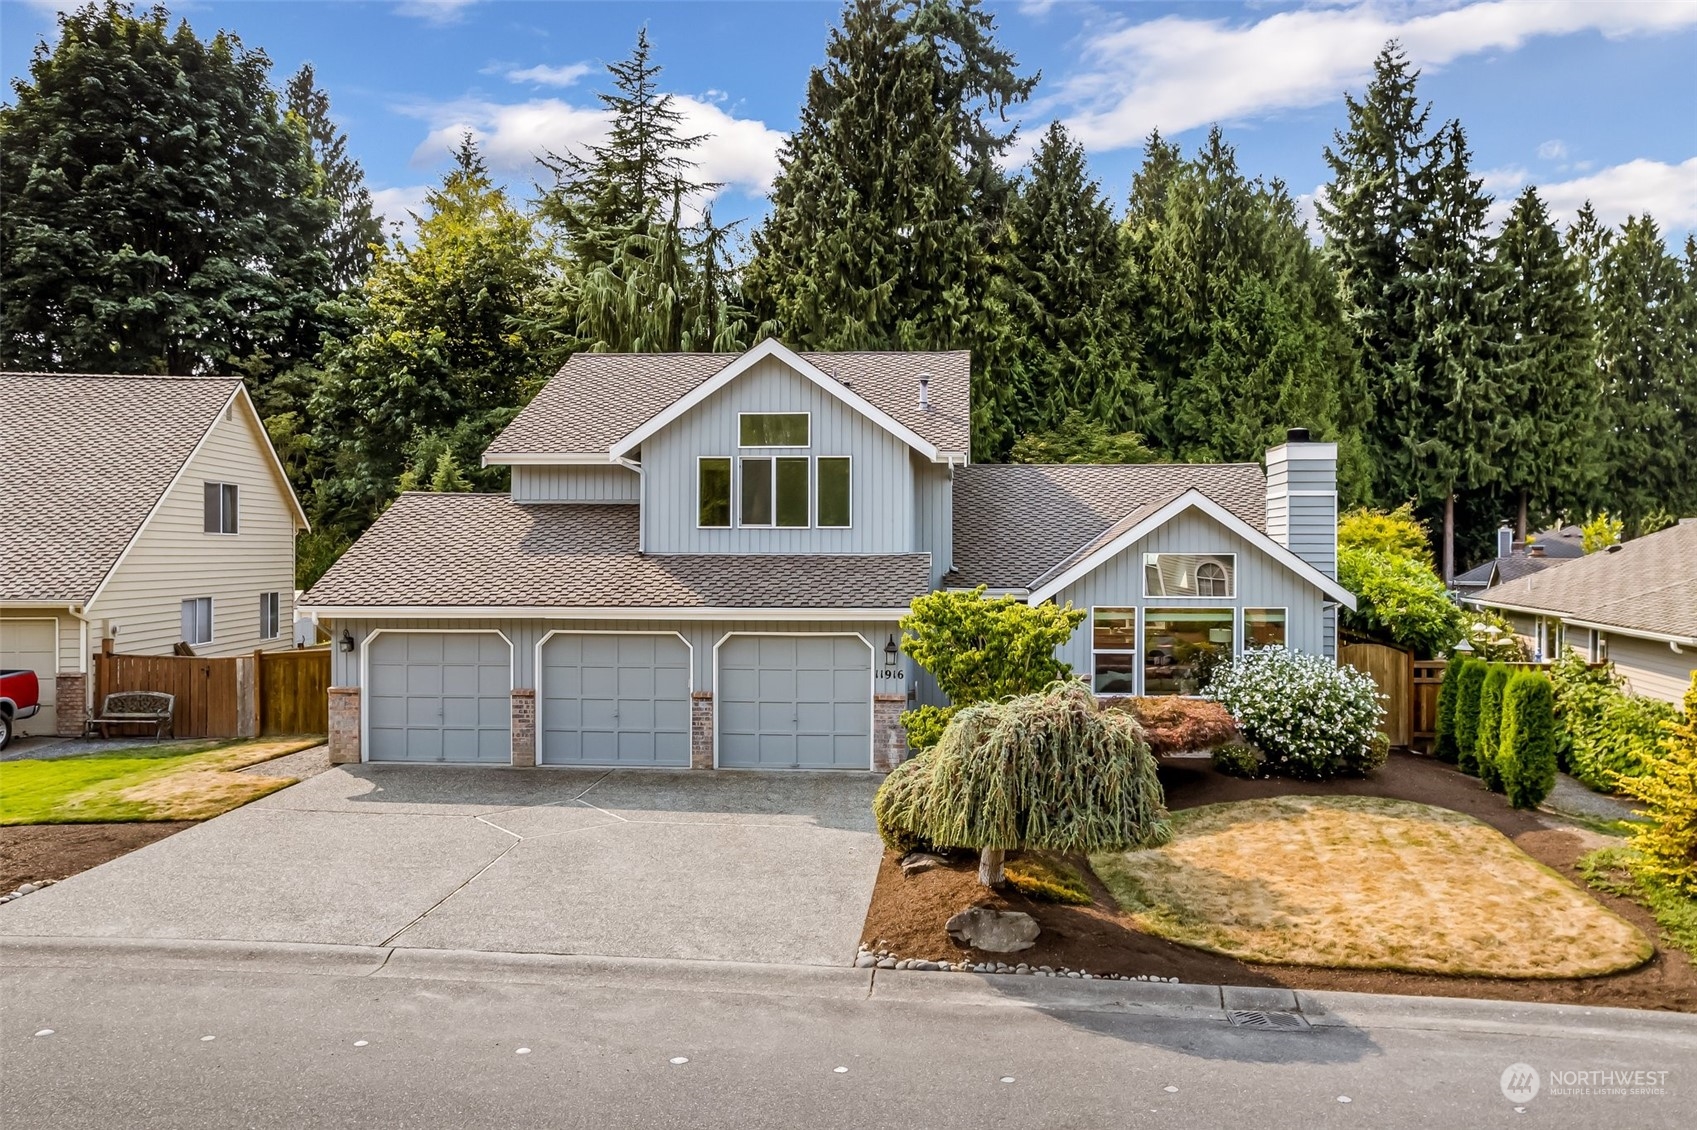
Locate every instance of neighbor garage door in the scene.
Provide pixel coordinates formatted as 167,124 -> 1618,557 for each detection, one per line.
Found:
718,635 -> 870,769
367,632 -> 510,763
539,632 -> 691,766
0,617 -> 58,738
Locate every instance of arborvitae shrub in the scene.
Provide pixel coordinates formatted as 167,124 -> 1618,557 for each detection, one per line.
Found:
1434,657 -> 1464,762
1500,671 -> 1558,809
1454,660 -> 1488,775
1476,664 -> 1512,792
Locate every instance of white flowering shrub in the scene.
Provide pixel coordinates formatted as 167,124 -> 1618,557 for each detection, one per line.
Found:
1206,646 -> 1387,779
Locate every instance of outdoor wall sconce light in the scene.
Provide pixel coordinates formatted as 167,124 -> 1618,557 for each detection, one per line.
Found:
884,634 -> 899,666
339,630 -> 356,654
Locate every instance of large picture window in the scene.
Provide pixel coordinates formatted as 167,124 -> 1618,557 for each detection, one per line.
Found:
1143,609 -> 1234,696
739,456 -> 809,527
738,412 -> 809,447
1091,608 -> 1138,694
1143,553 -> 1235,598
1245,608 -> 1286,648
817,457 -> 851,527
698,457 -> 732,527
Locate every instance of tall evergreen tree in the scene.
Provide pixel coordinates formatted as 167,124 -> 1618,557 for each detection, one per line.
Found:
744,0 -> 1033,454
1,1 -> 333,375
1489,186 -> 1601,536
308,137 -> 558,535
285,62 -> 383,292
999,120 -> 1144,434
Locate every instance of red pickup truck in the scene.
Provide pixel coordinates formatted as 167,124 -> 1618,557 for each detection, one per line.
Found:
0,669 -> 42,750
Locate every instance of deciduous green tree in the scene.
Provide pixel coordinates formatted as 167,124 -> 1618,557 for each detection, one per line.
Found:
1337,545 -> 1464,658
1009,411 -> 1155,465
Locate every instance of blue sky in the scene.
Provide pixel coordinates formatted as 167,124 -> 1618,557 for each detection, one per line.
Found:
5,1 -> 1695,245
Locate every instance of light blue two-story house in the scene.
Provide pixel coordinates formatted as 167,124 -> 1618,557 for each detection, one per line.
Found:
302,339 -> 1355,771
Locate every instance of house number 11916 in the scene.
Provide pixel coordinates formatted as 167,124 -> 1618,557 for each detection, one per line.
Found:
876,669 -> 905,680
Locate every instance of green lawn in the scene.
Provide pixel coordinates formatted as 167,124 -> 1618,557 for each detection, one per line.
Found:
0,737 -> 322,825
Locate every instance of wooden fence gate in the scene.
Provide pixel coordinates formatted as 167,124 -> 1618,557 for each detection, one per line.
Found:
1339,641 -> 1414,749
257,647 -> 331,735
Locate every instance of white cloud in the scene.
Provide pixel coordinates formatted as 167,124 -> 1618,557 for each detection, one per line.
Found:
1055,1 -> 1697,151
1488,157 -> 1697,230
393,0 -> 481,26
370,184 -> 433,244
504,63 -> 594,88
404,95 -> 787,200
1537,139 -> 1568,161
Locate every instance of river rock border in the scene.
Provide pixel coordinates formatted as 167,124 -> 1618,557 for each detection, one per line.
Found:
855,943 -> 1180,983
0,879 -> 56,905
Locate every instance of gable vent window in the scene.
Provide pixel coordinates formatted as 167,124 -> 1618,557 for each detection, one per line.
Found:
203,482 -> 239,534
739,412 -> 809,447
181,597 -> 213,646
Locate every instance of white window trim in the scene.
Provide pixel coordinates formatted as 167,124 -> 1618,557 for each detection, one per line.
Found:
1243,606 -> 1289,649
736,410 -> 811,449
815,454 -> 853,530
533,630 -> 694,769
1089,606 -> 1139,697
259,592 -> 281,641
696,455 -> 733,530
1141,606 -> 1237,697
181,597 -> 214,646
1142,552 -> 1237,599
203,481 -> 240,536
737,453 -> 811,529
358,629 -> 514,766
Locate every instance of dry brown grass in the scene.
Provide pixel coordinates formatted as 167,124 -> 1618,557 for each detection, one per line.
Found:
1091,795 -> 1653,978
110,738 -> 319,820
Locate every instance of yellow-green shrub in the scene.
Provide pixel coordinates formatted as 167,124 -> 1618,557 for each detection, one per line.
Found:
1616,675 -> 1697,897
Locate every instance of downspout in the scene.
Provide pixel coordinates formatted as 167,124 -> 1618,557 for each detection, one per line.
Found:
617,456 -> 644,553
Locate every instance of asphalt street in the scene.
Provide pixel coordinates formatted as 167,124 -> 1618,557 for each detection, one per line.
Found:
4,942 -> 1694,1129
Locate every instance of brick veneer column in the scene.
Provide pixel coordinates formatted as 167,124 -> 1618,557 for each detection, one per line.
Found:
691,692 -> 714,769
872,694 -> 909,772
327,686 -> 361,764
54,673 -> 87,737
511,688 -> 536,767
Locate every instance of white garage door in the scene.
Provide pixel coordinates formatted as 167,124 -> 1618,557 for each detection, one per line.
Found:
0,617 -> 59,737
539,633 -> 691,766
367,632 -> 511,763
718,635 -> 871,769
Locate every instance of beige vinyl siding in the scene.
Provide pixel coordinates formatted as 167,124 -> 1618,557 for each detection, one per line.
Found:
1596,632 -> 1696,705
327,616 -> 908,693
511,464 -> 639,503
85,400 -> 300,664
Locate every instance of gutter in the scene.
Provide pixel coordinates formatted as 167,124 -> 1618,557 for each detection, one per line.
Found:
1465,596 -> 1697,648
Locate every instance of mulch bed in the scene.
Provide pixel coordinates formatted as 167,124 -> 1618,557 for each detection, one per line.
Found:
0,822 -> 194,892
860,751 -> 1697,1012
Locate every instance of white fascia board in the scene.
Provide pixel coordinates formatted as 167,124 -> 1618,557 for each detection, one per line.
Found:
607,338 -> 941,462
0,599 -> 78,610
482,451 -> 616,467
1025,489 -> 1359,610
298,604 -> 913,622
233,383 -> 311,533
1465,596 -> 1697,646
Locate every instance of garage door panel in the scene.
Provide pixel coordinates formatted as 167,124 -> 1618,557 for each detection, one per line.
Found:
368,633 -> 510,763
538,633 -> 690,767
1,618 -> 60,738
718,635 -> 871,769
405,665 -> 444,695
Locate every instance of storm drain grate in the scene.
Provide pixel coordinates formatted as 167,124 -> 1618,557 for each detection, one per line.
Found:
1227,1010 -> 1311,1031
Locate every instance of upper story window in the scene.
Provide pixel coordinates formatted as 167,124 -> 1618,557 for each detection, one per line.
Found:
203,482 -> 238,534
741,456 -> 809,527
739,412 -> 809,448
817,457 -> 851,528
1144,553 -> 1234,598
699,450 -> 851,531
699,458 -> 732,527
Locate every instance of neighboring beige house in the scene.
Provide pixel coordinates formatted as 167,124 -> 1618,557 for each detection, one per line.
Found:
1467,519 -> 1697,705
0,373 -> 308,737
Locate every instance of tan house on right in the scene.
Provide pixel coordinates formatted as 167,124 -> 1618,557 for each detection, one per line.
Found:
1466,519 -> 1697,705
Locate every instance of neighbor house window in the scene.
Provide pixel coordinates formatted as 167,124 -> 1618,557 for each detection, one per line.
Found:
698,457 -> 732,527
259,592 -> 281,640
739,456 -> 810,527
203,482 -> 238,534
1143,609 -> 1234,696
1589,629 -> 1608,663
817,457 -> 851,527
1245,608 -> 1286,648
181,597 -> 213,645
738,412 -> 809,447
1143,553 -> 1235,598
1091,608 -> 1138,695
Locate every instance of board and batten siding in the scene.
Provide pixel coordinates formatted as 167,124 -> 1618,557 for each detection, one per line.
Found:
1588,632 -> 1695,705
329,616 -> 910,693
1049,506 -> 1329,677
637,355 -> 918,554
912,456 -> 953,585
84,401 -> 300,665
511,464 -> 639,503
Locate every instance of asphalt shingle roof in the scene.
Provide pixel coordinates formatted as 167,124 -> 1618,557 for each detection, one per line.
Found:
302,495 -> 933,610
485,350 -> 972,459
1452,552 -> 1571,591
1474,520 -> 1697,641
945,463 -> 1269,590
0,372 -> 241,604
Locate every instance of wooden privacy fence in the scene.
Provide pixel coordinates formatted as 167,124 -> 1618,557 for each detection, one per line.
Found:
256,647 -> 331,735
1412,659 -> 1447,752
1339,641 -> 1413,749
92,645 -> 330,739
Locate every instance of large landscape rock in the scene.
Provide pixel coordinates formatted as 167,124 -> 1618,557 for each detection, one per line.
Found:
945,907 -> 1040,953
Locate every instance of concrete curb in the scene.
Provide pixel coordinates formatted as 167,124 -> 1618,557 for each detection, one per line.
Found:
5,934 -> 1696,1042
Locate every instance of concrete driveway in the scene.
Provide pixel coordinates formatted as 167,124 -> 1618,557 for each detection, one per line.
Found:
0,766 -> 885,966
